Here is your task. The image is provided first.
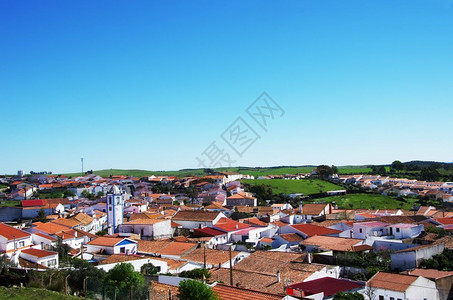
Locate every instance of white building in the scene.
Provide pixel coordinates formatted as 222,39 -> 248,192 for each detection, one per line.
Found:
19,248 -> 59,268
106,185 -> 124,235
86,237 -> 137,255
118,219 -> 172,239
0,223 -> 32,255
367,272 -> 439,300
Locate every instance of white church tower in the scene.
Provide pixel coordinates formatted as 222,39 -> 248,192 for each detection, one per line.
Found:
106,185 -> 124,235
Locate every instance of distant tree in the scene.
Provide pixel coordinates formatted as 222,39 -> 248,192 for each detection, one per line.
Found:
53,237 -> 71,263
391,160 -> 405,171
141,263 -> 159,276
97,191 -> 105,197
37,208 -> 47,222
377,166 -> 386,174
63,189 -> 76,198
420,167 -> 440,181
331,165 -> 338,174
180,268 -> 210,280
178,279 -> 218,300
333,291 -> 364,300
315,165 -> 334,178
185,186 -> 199,203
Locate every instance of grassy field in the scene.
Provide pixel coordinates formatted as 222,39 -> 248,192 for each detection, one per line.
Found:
0,200 -> 20,207
241,178 -> 343,195
313,193 -> 418,210
0,287 -> 83,300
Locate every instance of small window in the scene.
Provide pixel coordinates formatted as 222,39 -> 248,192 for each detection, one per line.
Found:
359,228 -> 363,233
396,228 -> 400,232
120,247 -> 126,253
379,296 -> 384,300
47,259 -> 57,267
18,241 -> 25,247
390,297 -> 394,300
109,207 -> 112,211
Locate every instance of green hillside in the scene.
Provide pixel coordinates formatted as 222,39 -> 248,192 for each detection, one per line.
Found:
241,178 -> 343,195
0,286 -> 83,300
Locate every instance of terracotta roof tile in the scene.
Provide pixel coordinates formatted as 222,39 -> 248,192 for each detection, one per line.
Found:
21,248 -> 57,258
0,223 -> 31,240
290,224 -> 341,237
213,283 -> 283,300
368,272 -> 417,292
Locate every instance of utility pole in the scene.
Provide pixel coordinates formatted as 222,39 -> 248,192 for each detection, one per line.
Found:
229,245 -> 233,286
203,242 -> 206,269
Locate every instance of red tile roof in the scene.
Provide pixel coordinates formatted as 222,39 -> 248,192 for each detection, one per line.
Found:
21,248 -> 57,258
367,272 -> 417,292
193,227 -> 226,237
434,217 -> 453,225
214,218 -> 250,232
156,242 -> 197,256
21,199 -> 45,207
290,224 -> 341,237
0,223 -> 31,240
87,237 -> 132,247
288,277 -> 363,297
213,283 -> 283,300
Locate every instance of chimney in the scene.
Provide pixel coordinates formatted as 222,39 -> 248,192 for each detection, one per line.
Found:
329,203 -> 332,214
276,270 -> 281,283
235,224 -> 238,229
307,253 -> 312,264
299,201 -> 303,214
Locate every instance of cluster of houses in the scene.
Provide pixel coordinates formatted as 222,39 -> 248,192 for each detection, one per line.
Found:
0,172 -> 453,299
335,174 -> 453,202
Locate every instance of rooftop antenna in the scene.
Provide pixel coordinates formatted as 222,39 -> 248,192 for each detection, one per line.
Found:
81,158 -> 84,176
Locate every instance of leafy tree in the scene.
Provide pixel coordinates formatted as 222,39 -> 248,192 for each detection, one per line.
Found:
105,263 -> 145,290
178,279 -> 218,300
180,268 -> 210,280
0,254 -> 13,274
333,292 -> 364,300
315,165 -> 335,178
67,258 -> 106,294
53,237 -> 71,264
37,208 -> 47,222
419,249 -> 453,271
63,189 -> 76,198
141,263 -> 159,276
391,160 -> 405,171
420,167 -> 440,181
97,191 -> 105,197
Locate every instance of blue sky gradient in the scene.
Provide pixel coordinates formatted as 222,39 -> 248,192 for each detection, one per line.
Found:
1,1 -> 452,174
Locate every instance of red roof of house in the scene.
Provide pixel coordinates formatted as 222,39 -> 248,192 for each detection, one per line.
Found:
21,248 -> 57,258
193,227 -> 226,237
290,224 -> 341,237
287,277 -> 363,297
434,217 -> 453,225
21,199 -> 45,207
0,223 -> 31,240
213,283 -> 282,300
214,218 -> 251,232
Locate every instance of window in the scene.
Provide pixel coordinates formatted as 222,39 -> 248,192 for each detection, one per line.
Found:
379,296 -> 384,300
47,259 -> 57,267
396,228 -> 400,232
359,228 -> 363,233
120,247 -> 126,253
18,241 -> 25,247
109,207 -> 112,211
390,297 -> 394,300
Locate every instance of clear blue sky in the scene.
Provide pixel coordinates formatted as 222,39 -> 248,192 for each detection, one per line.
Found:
1,0 -> 452,174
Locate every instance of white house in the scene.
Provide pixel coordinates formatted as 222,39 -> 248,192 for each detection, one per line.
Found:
86,237 -> 137,255
171,211 -> 226,229
353,221 -> 389,239
386,223 -> 424,239
390,243 -> 445,271
367,272 -> 439,300
0,223 -> 33,255
118,219 -> 172,239
19,248 -> 59,268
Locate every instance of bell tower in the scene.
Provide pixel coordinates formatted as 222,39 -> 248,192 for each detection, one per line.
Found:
106,185 -> 124,235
